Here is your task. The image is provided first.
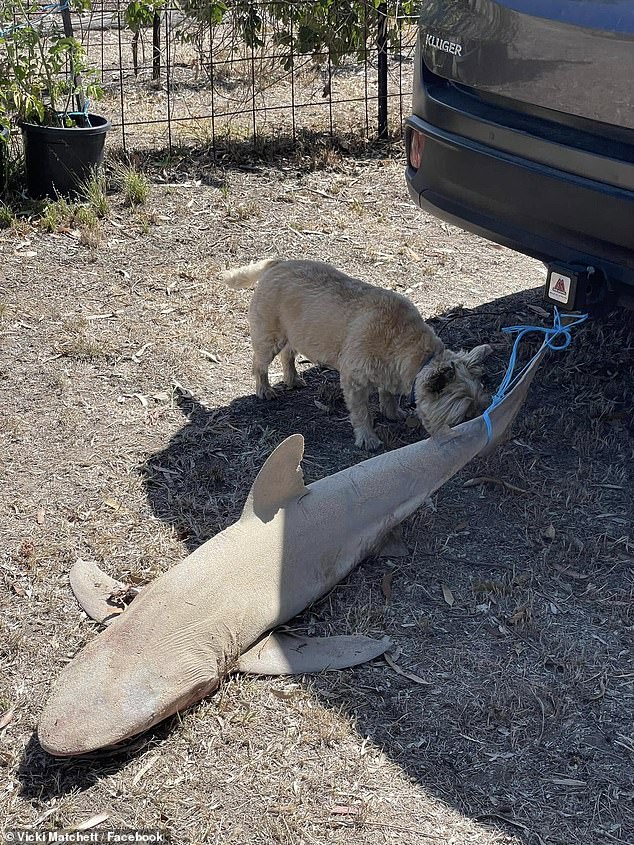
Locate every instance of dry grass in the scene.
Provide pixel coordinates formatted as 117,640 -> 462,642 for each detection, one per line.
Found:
1,143 -> 632,845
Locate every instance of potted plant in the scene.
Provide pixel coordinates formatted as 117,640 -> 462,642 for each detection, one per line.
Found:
0,0 -> 110,197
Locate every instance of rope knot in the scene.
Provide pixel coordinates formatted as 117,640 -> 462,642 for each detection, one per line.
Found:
482,307 -> 588,442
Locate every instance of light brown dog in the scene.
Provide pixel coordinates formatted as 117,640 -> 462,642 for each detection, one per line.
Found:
221,258 -> 492,450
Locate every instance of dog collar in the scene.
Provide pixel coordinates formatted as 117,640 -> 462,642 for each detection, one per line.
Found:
409,353 -> 436,409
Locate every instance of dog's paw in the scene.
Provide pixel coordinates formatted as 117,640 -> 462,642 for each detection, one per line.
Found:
286,375 -> 307,390
257,386 -> 278,400
381,405 -> 407,422
355,431 -> 383,451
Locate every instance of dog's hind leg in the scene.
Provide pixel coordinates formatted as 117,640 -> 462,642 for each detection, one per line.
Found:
251,332 -> 282,401
340,373 -> 382,451
379,389 -> 406,421
280,345 -> 306,390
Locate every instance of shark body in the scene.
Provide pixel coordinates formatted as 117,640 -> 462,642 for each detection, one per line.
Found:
38,348 -> 545,756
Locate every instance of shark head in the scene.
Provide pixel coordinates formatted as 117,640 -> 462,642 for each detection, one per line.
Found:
38,614 -> 223,756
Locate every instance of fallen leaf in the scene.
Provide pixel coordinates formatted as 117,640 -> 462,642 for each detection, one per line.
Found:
269,803 -> 298,814
131,342 -> 152,363
0,709 -> 14,731
103,498 -> 120,511
441,583 -> 455,607
384,652 -> 432,685
508,605 -> 530,626
11,582 -> 26,597
132,755 -> 160,786
553,563 -> 589,580
526,304 -> 550,317
74,813 -> 110,831
85,312 -> 118,321
107,584 -> 140,608
541,524 -> 556,541
588,675 -> 607,701
171,380 -> 192,397
33,809 -> 57,826
270,688 -> 296,700
614,735 -> 634,753
464,476 -> 527,494
381,570 -> 394,604
36,507 -> 45,525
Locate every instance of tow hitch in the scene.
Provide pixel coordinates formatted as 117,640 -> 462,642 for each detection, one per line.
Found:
544,265 -> 610,312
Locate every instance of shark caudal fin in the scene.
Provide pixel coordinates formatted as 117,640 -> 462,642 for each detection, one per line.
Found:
240,433 -> 308,523
479,345 -> 548,455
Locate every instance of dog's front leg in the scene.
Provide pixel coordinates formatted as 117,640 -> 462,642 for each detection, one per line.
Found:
379,389 -> 406,421
341,375 -> 382,451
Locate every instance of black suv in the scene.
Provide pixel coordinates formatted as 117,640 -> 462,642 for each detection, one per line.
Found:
405,0 -> 634,310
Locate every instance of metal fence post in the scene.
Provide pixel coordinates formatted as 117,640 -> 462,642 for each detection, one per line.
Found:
153,12 -> 161,80
377,1 -> 388,139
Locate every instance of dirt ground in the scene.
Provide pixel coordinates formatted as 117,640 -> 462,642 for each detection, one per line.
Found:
1,143 -> 633,845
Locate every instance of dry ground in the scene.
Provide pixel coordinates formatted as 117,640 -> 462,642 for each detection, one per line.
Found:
1,143 -> 633,845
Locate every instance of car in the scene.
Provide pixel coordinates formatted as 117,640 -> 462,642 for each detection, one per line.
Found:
404,0 -> 634,311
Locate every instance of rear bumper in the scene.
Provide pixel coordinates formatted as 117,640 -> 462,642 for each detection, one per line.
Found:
405,115 -> 634,291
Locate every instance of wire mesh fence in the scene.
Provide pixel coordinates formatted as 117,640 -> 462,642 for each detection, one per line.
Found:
69,0 -> 419,155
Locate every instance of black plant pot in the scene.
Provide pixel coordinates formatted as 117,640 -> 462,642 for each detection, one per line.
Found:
21,113 -> 111,199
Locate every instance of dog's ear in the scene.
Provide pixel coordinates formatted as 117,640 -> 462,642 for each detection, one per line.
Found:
425,362 -> 456,395
463,344 -> 493,368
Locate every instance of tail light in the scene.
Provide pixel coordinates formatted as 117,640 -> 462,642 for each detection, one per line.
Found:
408,128 -> 426,170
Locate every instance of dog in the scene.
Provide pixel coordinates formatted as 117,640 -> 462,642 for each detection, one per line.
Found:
221,258 -> 492,450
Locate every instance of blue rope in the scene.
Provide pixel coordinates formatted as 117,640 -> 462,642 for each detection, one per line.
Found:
482,307 -> 589,442
66,97 -> 90,118
0,2 -> 70,38
0,22 -> 25,38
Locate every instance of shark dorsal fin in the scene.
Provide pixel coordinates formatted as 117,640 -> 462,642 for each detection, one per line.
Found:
240,434 -> 308,523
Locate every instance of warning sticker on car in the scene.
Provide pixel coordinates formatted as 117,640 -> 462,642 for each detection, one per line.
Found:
547,271 -> 572,305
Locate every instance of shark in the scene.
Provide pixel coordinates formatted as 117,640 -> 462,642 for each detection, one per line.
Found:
38,345 -> 547,757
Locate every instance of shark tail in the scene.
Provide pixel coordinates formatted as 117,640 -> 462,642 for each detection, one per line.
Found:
219,258 -> 282,290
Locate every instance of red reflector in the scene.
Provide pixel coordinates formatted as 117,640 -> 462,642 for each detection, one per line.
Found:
409,130 -> 426,170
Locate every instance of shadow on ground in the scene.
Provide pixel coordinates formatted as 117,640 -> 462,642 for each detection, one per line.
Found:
19,285 -> 634,843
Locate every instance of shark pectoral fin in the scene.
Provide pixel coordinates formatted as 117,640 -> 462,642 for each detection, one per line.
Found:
69,559 -> 139,625
240,433 -> 309,523
375,526 -> 409,558
237,633 -> 392,675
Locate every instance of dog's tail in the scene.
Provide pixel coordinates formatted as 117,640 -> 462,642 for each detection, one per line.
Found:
219,258 -> 282,290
